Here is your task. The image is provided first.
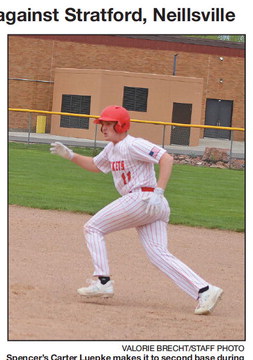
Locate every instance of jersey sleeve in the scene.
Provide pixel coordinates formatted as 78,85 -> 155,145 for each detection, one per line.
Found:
93,145 -> 111,173
131,138 -> 166,164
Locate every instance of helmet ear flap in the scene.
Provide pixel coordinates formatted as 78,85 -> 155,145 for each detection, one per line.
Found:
114,122 -> 126,134
114,123 -> 119,133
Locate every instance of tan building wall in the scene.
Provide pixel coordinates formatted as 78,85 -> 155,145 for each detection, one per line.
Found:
8,35 -> 245,141
51,68 -> 203,146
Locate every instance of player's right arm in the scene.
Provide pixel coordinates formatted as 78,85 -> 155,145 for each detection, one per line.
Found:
71,153 -> 100,172
50,142 -> 100,173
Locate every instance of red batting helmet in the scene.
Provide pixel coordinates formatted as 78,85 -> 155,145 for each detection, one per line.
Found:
94,105 -> 130,134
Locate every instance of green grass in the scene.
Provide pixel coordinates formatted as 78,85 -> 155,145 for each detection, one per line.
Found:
166,165 -> 244,231
9,142 -> 245,231
8,142 -> 119,214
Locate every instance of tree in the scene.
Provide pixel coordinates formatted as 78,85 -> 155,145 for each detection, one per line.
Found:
217,35 -> 245,42
186,35 -> 245,42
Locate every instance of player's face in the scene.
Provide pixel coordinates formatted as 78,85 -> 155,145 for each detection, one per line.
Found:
101,121 -> 121,143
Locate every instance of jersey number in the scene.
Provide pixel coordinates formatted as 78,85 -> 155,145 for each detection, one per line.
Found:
121,171 -> 131,185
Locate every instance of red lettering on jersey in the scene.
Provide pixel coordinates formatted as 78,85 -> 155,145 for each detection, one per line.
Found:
111,161 -> 125,171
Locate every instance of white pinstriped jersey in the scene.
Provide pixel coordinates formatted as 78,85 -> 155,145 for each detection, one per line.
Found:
93,135 -> 166,196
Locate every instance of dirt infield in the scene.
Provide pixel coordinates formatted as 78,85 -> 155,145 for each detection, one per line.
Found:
9,205 -> 245,341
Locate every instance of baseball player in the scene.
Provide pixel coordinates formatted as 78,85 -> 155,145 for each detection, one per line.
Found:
50,105 -> 223,315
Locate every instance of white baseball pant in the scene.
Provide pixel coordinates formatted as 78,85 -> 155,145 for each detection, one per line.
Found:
84,191 -> 209,299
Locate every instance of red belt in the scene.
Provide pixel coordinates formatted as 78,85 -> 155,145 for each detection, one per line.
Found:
130,187 -> 154,193
141,187 -> 155,192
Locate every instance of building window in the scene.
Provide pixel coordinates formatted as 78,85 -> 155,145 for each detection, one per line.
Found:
123,86 -> 148,112
60,94 -> 91,129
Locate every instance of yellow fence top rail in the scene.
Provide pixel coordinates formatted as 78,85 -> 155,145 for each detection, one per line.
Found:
8,108 -> 245,132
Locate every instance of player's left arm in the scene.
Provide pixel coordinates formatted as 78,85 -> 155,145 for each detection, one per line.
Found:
131,138 -> 173,190
156,152 -> 174,190
144,152 -> 173,216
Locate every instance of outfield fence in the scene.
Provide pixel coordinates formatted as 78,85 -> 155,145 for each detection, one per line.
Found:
8,108 -> 245,167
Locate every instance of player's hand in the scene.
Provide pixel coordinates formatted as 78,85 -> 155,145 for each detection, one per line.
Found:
50,142 -> 74,160
143,187 -> 165,216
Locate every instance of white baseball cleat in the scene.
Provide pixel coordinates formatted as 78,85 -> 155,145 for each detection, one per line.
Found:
77,279 -> 114,298
195,285 -> 223,315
